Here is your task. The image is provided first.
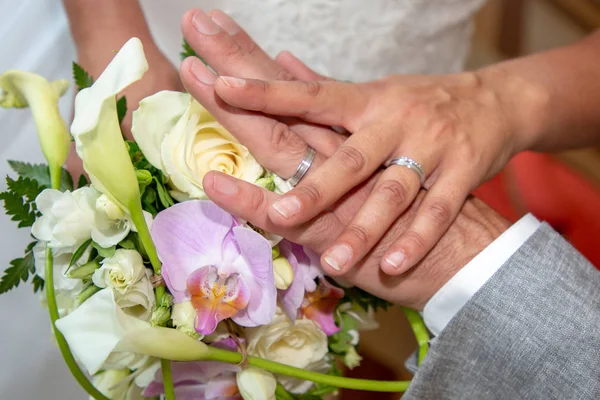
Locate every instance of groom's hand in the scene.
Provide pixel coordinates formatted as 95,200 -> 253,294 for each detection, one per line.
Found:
178,9 -> 510,309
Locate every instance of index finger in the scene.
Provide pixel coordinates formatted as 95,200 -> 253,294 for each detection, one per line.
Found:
214,77 -> 368,131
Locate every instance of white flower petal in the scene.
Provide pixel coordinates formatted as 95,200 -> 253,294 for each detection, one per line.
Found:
237,367 -> 276,400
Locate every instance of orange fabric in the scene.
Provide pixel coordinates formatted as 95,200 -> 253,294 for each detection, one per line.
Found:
474,152 -> 600,268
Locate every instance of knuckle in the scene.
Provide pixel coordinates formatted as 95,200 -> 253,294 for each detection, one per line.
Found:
345,224 -> 371,245
402,230 -> 427,251
220,40 -> 245,62
304,80 -> 323,97
248,185 -> 268,213
426,200 -> 453,225
336,145 -> 367,174
272,67 -> 295,81
296,183 -> 324,206
376,179 -> 409,205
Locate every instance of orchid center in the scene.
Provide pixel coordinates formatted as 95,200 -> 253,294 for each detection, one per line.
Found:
186,265 -> 250,335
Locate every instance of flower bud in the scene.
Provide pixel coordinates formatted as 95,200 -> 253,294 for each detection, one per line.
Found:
236,367 -> 276,400
76,284 -> 102,305
255,174 -> 275,192
343,346 -> 362,370
273,257 -> 294,290
271,245 -> 281,260
96,194 -> 127,221
150,306 -> 171,327
67,260 -> 100,280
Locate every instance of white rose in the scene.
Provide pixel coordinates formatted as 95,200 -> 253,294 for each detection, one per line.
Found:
32,187 -> 132,250
132,91 -> 263,200
93,249 -> 146,294
245,310 -> 330,394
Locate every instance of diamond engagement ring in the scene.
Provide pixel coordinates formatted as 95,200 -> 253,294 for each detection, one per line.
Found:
287,146 -> 316,187
384,156 -> 425,185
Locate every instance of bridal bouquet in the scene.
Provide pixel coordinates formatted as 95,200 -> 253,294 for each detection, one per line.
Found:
0,38 -> 423,399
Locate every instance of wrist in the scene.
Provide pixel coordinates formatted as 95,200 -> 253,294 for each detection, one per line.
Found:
413,197 -> 510,310
475,64 -> 551,154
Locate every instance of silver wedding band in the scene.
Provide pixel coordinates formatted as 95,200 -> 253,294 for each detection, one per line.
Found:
384,156 -> 425,185
287,146 -> 316,187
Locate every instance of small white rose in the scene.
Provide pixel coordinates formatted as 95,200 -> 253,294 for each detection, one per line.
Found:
114,270 -> 155,321
93,249 -> 146,294
245,309 -> 330,394
132,92 -> 263,199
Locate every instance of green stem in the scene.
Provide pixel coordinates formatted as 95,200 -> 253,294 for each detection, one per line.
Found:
160,359 -> 176,400
50,164 -> 62,190
45,247 -> 109,400
129,204 -> 161,274
127,202 -> 175,398
204,347 -> 411,393
402,307 -> 430,365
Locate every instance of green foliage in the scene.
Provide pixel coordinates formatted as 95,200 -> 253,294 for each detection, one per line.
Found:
180,39 -> 198,61
32,275 -> 45,293
66,239 -> 92,273
72,62 -> 94,92
92,242 -> 116,259
116,96 -> 127,125
77,174 -> 89,189
328,313 -> 357,355
0,176 -> 44,228
340,285 -> 392,312
8,161 -> 73,191
0,241 -> 36,294
126,140 -> 176,215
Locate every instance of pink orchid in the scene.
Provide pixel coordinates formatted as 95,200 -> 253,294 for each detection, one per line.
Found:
152,201 -> 276,335
301,278 -> 345,336
277,241 -> 322,321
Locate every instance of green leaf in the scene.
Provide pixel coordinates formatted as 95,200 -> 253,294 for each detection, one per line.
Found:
32,275 -> 45,293
119,233 -> 138,250
180,39 -> 199,61
154,177 -> 174,208
92,242 -> 116,259
66,239 -> 92,273
8,161 -> 73,191
0,176 -> 44,228
72,62 -> 94,92
116,96 -> 127,125
136,169 -> 153,193
0,250 -> 35,294
339,284 -> 392,312
77,174 -> 89,189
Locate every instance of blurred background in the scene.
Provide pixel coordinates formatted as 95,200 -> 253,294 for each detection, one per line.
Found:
343,1 -> 600,398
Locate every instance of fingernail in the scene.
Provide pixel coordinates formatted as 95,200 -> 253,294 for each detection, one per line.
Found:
220,76 -> 246,88
212,173 -> 237,195
192,10 -> 221,35
190,59 -> 217,85
385,251 -> 405,271
324,244 -> 353,271
210,11 -> 240,35
272,197 -> 301,219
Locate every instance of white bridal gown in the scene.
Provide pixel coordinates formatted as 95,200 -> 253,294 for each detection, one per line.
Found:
0,0 -> 484,398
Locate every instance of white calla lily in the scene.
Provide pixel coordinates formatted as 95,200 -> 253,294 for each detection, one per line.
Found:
236,367 -> 277,400
55,288 -> 209,376
0,70 -> 70,183
70,37 -> 147,211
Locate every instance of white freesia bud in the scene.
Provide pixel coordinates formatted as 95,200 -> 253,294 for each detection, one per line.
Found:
273,257 -> 294,290
246,309 -> 330,394
172,301 -> 202,339
0,70 -> 70,178
55,289 -> 209,375
71,38 -> 146,211
96,194 -> 127,221
93,249 -> 146,294
132,91 -> 263,200
236,367 -> 276,400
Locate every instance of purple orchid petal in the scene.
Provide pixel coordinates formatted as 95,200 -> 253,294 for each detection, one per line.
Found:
302,278 -> 345,335
278,241 -> 305,321
293,244 -> 322,293
229,226 -> 276,327
204,373 -> 241,399
187,266 -> 250,335
152,201 -> 235,302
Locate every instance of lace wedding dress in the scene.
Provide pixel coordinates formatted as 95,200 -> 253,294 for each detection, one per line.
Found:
0,0 -> 484,398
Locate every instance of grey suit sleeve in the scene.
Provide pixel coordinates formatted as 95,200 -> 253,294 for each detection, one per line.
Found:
404,223 -> 600,400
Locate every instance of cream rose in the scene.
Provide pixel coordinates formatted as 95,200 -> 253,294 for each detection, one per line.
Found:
245,309 -> 330,394
132,91 -> 263,200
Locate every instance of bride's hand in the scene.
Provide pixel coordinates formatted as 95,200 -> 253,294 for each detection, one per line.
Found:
177,9 -> 508,308
211,63 -> 546,275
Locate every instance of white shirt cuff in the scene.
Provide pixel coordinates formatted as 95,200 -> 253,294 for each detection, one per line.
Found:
422,213 -> 541,336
